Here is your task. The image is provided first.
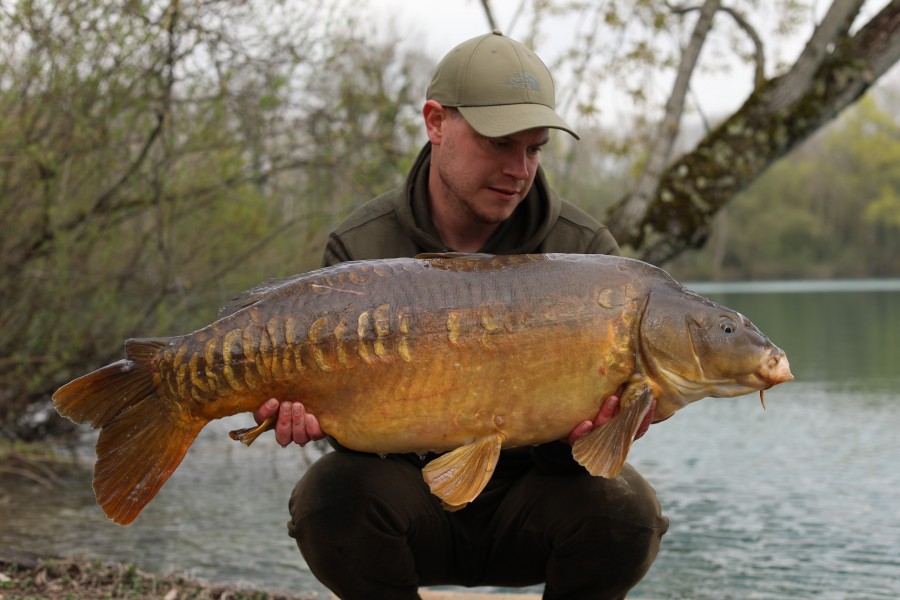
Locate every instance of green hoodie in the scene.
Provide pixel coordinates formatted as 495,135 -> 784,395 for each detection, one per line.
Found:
322,143 -> 619,266
320,142 -> 620,474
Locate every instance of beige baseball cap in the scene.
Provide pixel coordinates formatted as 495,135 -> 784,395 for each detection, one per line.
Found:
426,30 -> 579,140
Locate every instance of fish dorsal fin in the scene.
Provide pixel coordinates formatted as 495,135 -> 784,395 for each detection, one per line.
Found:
218,274 -> 309,318
415,252 -> 495,260
572,384 -> 654,478
421,433 -> 504,511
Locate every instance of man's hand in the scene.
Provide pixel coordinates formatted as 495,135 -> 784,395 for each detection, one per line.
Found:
565,392 -> 656,446
254,398 -> 325,447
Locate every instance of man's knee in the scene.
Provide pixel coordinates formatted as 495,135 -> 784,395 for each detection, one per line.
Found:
487,463 -> 667,597
287,451 -> 431,539
286,452 -> 439,599
560,463 -> 668,552
608,463 -> 669,529
544,465 -> 669,597
523,463 -> 668,533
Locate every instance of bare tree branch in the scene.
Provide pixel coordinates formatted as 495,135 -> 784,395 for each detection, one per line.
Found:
719,5 -> 766,88
479,0 -> 498,31
766,0 -> 866,112
672,2 -> 766,85
16,2 -> 183,266
608,0 -> 721,242
610,0 -> 900,264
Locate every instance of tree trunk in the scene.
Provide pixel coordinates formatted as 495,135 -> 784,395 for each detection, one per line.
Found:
607,1 -> 900,266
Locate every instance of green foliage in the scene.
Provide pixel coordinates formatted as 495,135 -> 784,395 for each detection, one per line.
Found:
865,186 -> 900,227
3,0 -> 898,440
668,93 -> 900,280
0,0 -> 425,426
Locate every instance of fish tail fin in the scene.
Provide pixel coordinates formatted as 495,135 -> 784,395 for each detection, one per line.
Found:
53,338 -> 208,525
572,385 -> 654,478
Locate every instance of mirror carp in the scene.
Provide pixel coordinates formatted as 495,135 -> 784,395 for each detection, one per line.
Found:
53,253 -> 793,525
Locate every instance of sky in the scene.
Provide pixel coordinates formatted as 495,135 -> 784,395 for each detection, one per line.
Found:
363,0 -> 897,127
366,0 -> 755,120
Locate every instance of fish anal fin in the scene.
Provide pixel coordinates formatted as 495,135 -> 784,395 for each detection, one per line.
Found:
572,385 -> 654,478
421,434 -> 503,510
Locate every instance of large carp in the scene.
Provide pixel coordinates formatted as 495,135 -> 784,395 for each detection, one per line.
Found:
54,253 -> 792,525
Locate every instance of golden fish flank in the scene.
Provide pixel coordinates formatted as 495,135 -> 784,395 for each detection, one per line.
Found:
263,318 -> 284,378
447,310 -> 463,345
52,253 -> 793,525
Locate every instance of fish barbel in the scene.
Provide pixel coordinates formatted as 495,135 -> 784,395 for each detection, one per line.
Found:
53,253 -> 793,525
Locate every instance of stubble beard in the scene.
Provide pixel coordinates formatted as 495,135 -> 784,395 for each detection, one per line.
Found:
437,169 -> 519,227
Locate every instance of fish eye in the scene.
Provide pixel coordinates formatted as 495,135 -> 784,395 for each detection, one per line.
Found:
719,316 -> 737,334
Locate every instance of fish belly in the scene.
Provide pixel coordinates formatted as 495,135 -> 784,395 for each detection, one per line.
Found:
291,307 -> 633,454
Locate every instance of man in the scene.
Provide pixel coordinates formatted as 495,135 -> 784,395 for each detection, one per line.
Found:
255,30 -> 669,599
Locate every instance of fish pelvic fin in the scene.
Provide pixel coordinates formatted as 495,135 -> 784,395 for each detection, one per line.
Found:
228,416 -> 276,446
572,385 -> 654,478
52,338 -> 208,525
421,433 -> 504,511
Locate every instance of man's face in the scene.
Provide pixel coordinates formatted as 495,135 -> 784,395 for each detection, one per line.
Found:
431,109 -> 550,226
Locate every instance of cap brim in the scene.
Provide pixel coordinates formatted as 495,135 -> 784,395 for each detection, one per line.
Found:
458,104 -> 580,140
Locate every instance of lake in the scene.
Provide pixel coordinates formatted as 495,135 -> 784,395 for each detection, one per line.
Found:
2,281 -> 899,599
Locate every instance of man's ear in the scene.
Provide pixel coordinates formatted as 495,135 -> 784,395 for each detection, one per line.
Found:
423,99 -> 446,145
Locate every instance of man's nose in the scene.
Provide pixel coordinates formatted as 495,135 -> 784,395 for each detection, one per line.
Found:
502,151 -> 530,179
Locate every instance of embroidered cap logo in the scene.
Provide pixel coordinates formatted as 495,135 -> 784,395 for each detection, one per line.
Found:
507,72 -> 541,91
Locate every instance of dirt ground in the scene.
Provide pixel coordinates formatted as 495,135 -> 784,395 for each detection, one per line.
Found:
0,447 -> 539,600
0,554 -> 545,600
1,445 -> 318,600
0,556 -> 544,600
0,553 -> 318,600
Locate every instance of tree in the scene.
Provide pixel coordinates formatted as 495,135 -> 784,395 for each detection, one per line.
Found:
656,90 -> 900,280
480,1 -> 900,264
0,0 -> 427,433
4,0 -> 900,437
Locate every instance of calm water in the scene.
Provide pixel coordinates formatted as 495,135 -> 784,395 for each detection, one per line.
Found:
2,282 -> 899,599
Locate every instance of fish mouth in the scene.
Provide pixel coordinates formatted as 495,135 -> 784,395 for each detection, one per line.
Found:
756,348 -> 794,387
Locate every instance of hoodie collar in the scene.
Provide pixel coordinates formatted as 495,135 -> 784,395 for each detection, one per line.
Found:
395,143 -> 561,254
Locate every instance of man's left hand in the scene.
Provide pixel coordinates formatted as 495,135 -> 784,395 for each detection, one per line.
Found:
565,392 -> 656,445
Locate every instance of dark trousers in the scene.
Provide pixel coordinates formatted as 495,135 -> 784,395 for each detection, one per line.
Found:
287,451 -> 668,600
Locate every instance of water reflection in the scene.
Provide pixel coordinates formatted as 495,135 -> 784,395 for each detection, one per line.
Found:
699,284 -> 900,389
629,382 -> 900,598
1,422 -> 331,597
2,283 -> 899,599
627,283 -> 900,599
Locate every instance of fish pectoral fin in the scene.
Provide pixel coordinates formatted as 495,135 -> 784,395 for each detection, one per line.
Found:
421,434 -> 504,511
572,385 -> 654,479
228,416 -> 276,447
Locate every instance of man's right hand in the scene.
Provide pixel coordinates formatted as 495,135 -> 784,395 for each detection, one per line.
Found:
254,398 -> 325,447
